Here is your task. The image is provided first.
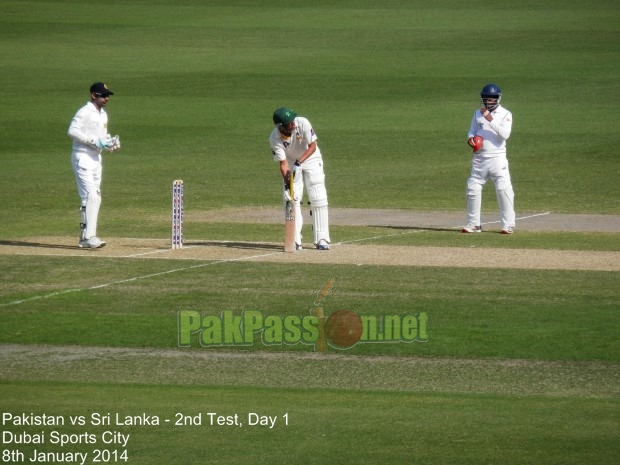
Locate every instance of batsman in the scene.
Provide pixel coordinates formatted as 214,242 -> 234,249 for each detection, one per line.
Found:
269,107 -> 331,250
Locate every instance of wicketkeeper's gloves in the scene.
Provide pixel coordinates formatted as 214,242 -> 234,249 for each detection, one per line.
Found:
92,135 -> 121,152
110,135 -> 121,151
91,136 -> 113,151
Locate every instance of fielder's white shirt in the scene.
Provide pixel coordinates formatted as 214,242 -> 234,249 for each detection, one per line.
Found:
269,117 -> 323,166
68,101 -> 109,157
467,104 -> 512,157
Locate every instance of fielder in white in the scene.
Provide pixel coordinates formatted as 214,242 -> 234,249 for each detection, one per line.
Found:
270,107 -> 331,250
463,83 -> 515,234
68,82 -> 121,248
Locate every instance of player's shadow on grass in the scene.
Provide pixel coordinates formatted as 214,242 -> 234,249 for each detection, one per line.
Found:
186,241 -> 283,251
0,240 -> 78,250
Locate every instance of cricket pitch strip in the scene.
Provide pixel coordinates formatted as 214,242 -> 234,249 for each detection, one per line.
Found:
0,209 -> 618,271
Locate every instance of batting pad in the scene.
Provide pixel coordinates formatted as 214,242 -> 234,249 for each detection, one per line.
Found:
312,205 -> 330,244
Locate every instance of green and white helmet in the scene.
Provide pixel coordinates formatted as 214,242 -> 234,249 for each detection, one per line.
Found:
273,107 -> 297,127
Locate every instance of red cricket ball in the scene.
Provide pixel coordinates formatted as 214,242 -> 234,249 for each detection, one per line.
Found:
472,135 -> 483,152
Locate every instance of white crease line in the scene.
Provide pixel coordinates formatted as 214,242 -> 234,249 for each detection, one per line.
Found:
477,211 -> 552,227
334,229 -> 424,246
122,244 -> 201,258
336,212 -> 553,245
0,250 -> 281,307
0,289 -> 83,307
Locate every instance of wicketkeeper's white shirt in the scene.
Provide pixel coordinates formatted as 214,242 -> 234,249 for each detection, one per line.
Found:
68,101 -> 109,157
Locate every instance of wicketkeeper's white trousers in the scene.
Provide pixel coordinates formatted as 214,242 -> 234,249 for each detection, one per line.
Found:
72,152 -> 103,239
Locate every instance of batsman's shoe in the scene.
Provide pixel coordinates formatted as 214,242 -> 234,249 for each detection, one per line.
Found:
501,227 -> 514,235
296,243 -> 303,251
316,239 -> 330,250
461,224 -> 482,233
79,236 -> 106,249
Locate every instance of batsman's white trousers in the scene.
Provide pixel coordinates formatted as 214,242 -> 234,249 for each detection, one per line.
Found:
283,157 -> 331,245
465,154 -> 515,229
72,152 -> 102,239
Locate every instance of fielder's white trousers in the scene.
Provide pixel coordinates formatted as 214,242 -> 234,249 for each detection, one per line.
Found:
465,154 -> 515,230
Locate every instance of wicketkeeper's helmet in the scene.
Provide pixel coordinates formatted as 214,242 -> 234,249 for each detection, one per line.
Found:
480,83 -> 502,111
273,107 -> 297,127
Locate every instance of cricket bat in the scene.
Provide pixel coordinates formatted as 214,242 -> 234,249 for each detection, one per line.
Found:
284,171 -> 295,253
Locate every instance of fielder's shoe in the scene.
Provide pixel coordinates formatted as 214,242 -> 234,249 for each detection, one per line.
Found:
461,224 -> 482,233
500,227 -> 514,235
79,236 -> 106,249
316,239 -> 330,250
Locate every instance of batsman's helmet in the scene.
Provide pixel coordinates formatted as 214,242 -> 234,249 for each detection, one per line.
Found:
480,83 -> 502,111
273,107 -> 297,127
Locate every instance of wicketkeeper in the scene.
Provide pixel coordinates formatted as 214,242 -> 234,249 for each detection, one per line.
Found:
269,107 -> 331,250
68,82 -> 121,248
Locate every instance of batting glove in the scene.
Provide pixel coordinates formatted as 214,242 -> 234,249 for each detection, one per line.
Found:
291,160 -> 301,177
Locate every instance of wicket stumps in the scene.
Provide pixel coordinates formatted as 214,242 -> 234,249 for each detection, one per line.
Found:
172,180 -> 184,249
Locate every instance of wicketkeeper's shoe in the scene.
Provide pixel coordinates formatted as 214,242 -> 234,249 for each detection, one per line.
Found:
316,239 -> 330,250
461,224 -> 482,233
79,236 -> 106,249
500,227 -> 514,234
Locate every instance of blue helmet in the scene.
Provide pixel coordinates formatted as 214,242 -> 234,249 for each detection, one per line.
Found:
480,83 -> 502,111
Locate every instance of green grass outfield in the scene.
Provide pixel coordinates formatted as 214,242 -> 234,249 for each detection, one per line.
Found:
1,1 -> 619,464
